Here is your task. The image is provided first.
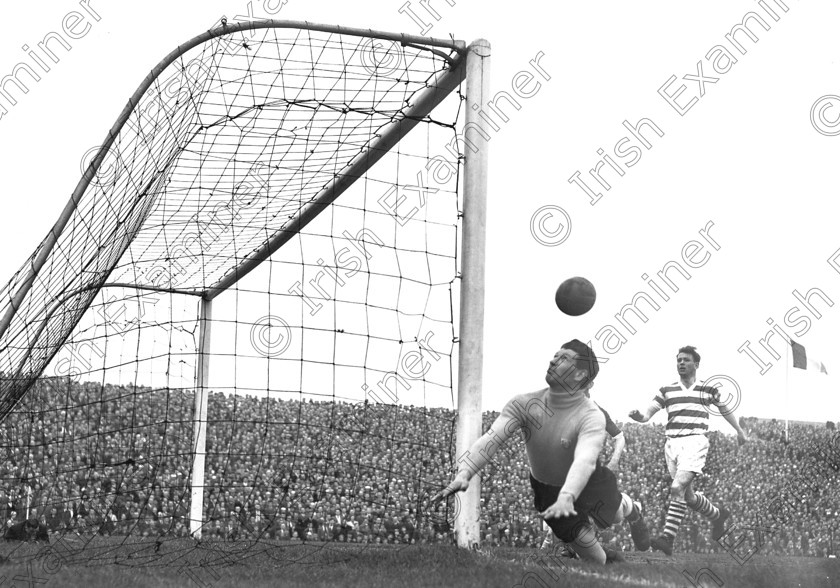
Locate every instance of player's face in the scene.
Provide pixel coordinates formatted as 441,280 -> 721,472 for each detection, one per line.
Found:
676,352 -> 697,377
545,348 -> 585,391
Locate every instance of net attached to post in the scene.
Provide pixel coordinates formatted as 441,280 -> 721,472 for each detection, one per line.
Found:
0,21 -> 470,564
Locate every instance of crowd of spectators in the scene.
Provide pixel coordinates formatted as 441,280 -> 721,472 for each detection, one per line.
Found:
0,377 -> 836,558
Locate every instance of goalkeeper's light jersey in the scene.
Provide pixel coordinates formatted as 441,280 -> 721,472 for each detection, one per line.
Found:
653,380 -> 721,438
500,388 -> 605,487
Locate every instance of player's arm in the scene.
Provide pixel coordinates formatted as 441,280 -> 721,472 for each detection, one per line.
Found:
628,403 -> 660,423
720,406 -> 749,445
542,413 -> 605,519
707,386 -> 748,444
606,431 -> 626,470
433,413 -> 518,501
629,391 -> 664,423
599,406 -> 625,470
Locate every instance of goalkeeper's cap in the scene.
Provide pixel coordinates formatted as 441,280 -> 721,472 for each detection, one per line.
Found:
25,517 -> 38,528
561,339 -> 600,382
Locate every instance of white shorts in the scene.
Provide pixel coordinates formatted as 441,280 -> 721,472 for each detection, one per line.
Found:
664,435 -> 709,478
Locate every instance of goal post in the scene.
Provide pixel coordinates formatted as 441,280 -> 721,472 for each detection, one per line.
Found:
190,297 -> 212,538
454,39 -> 490,549
0,21 -> 491,554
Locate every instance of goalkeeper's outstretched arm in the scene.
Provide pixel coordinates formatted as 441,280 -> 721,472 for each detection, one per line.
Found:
433,414 -> 519,502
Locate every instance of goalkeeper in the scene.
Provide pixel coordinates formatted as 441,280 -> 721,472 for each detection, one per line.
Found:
435,340 -> 647,564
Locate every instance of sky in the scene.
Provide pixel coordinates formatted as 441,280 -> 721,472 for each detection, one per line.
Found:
0,0 -> 838,429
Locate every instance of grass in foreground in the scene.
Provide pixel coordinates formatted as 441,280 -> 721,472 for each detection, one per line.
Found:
0,538 -> 837,587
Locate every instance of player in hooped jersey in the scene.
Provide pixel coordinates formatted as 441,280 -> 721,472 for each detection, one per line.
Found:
435,340 -> 649,564
629,345 -> 749,555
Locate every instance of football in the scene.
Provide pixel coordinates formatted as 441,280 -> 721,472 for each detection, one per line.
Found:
555,276 -> 596,316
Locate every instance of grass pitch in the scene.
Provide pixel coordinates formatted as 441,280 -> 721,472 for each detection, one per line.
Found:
0,538 -> 836,587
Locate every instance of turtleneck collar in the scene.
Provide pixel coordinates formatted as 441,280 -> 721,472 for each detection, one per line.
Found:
544,386 -> 589,411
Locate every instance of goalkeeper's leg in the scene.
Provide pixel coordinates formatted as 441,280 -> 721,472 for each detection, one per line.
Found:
541,526 -> 577,558
569,523 -> 621,564
616,492 -> 650,551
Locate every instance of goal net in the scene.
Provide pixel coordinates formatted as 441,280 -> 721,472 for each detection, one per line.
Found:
0,21 -> 488,563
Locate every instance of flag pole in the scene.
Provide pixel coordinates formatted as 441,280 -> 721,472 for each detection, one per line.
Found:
785,341 -> 790,444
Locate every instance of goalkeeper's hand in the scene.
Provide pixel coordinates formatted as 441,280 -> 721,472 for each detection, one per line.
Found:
431,472 -> 470,504
540,492 -> 577,520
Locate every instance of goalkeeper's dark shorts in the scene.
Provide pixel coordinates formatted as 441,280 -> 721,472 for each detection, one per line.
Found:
530,464 -> 622,543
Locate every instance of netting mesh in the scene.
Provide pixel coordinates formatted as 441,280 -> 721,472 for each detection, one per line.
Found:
0,23 -> 469,561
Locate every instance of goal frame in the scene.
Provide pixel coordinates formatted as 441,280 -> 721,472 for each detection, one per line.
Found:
0,21 -> 490,548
